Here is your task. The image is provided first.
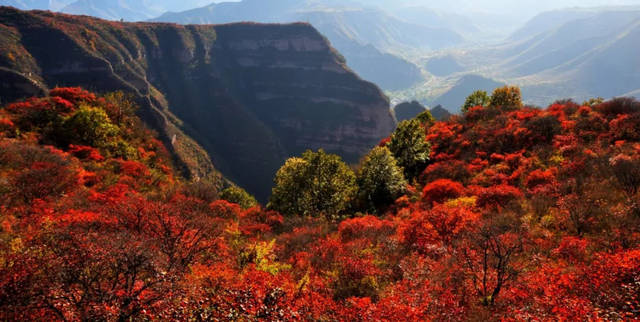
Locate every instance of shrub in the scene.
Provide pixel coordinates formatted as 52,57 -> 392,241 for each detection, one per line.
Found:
610,154 -> 640,197
59,105 -> 119,148
423,179 -> 465,205
220,186 -> 258,209
596,97 -> 640,117
473,184 -> 523,210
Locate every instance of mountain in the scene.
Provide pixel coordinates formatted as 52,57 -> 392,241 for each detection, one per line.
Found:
155,1 -> 464,52
0,0 -> 74,10
429,104 -> 452,120
507,8 -> 601,41
0,7 -> 395,201
62,0 -> 163,21
393,100 -> 426,122
390,6 -> 480,38
425,54 -> 465,77
433,75 -> 504,113
501,9 -> 640,103
60,0 -> 216,21
293,7 -> 464,52
153,0 -> 466,90
418,7 -> 640,107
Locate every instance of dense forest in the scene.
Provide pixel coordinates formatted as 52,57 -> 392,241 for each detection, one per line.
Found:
1,86 -> 639,320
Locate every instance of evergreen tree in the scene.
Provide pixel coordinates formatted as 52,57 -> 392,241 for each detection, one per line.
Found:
388,119 -> 431,180
356,146 -> 407,214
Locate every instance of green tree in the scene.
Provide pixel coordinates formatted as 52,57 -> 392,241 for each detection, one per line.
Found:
356,146 -> 407,214
415,109 -> 435,127
220,186 -> 258,209
462,90 -> 490,113
582,97 -> 604,107
489,86 -> 523,109
60,105 -> 119,148
268,149 -> 357,220
388,119 -> 431,181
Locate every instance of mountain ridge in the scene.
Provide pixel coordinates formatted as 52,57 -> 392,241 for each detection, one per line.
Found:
0,7 -> 395,201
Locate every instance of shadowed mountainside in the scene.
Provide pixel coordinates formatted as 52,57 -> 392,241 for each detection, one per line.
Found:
0,7 -> 395,201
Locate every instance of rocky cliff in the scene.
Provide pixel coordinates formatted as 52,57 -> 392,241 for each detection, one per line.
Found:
0,7 -> 395,200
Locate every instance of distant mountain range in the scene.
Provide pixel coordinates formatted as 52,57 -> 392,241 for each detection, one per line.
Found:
4,1 -> 638,111
0,0 -> 73,10
423,6 -> 640,112
152,0 -> 466,91
0,0 -> 214,21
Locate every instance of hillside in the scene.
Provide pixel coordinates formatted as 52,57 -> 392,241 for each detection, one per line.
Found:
507,8 -> 600,41
2,86 -> 640,319
0,7 -> 395,201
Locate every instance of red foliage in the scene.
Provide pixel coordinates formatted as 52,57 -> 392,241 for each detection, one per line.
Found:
49,87 -> 97,105
553,236 -> 588,261
338,216 -> 395,243
0,117 -> 14,133
117,159 -> 150,178
3,89 -> 640,320
69,144 -> 104,161
209,199 -> 243,219
473,184 -> 523,210
422,179 -> 465,204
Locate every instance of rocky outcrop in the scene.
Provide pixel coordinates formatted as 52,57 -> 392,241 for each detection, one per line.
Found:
393,101 -> 426,122
0,7 -> 395,201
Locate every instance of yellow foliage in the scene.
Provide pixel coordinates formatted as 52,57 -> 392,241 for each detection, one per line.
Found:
549,154 -> 565,165
10,237 -> 23,253
446,196 -> 477,208
254,239 -> 291,275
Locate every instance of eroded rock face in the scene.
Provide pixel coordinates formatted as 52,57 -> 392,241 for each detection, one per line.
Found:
0,8 -> 395,201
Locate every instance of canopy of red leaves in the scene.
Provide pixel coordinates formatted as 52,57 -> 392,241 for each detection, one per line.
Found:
1,91 -> 640,320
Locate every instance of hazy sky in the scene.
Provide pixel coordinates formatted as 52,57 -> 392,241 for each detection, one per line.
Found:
368,0 -> 640,15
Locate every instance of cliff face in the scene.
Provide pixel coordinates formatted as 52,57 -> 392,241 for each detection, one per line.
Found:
0,7 -> 395,200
